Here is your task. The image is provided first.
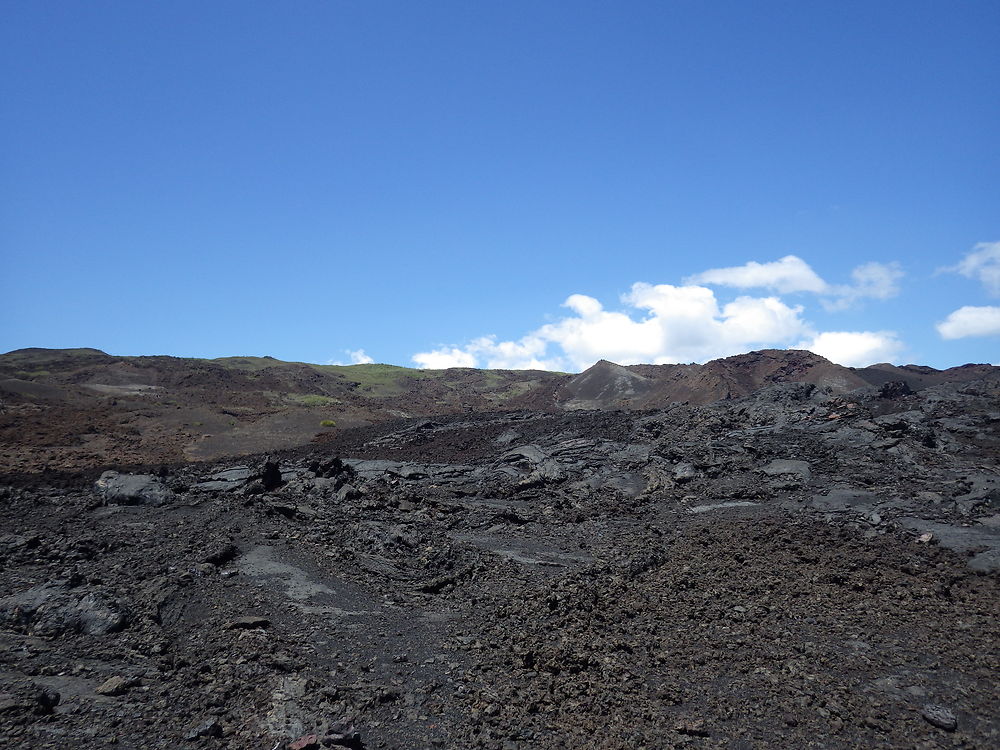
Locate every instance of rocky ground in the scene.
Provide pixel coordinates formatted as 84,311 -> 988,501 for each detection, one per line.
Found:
4,347 -> 994,475
1,374 -> 998,748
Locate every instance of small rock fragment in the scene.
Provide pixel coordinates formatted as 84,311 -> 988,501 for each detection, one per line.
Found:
335,484 -> 360,502
324,721 -> 363,749
184,718 -> 223,740
270,503 -> 299,519
288,735 -> 320,750
95,675 -> 128,696
675,719 -> 710,737
921,703 -> 957,731
673,463 -> 698,482
35,688 -> 60,714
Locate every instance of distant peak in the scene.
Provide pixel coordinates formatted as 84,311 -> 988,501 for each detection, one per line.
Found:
712,348 -> 835,367
2,346 -> 109,357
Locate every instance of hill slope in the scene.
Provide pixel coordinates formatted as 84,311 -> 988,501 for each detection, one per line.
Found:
1,347 -> 995,472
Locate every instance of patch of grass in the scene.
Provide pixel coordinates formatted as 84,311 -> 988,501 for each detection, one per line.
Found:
314,362 -> 433,382
311,363 -> 440,396
485,380 -> 538,401
319,419 -> 336,427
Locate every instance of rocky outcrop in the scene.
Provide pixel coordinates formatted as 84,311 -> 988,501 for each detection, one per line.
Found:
94,471 -> 174,506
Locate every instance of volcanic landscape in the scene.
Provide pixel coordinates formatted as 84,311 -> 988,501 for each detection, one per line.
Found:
1,346 -> 997,749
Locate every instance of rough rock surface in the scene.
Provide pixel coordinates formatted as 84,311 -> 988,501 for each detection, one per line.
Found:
94,471 -> 174,506
1,368 -> 998,748
2,346 -> 995,473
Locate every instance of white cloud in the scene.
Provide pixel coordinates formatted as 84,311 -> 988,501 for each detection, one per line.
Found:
327,348 -> 375,365
936,306 -> 1000,339
413,335 -> 561,370
412,255 -> 915,372
822,261 -> 904,311
411,346 -> 478,369
687,255 -> 903,310
414,284 -> 814,371
346,348 -> 374,365
944,241 -> 1000,296
686,255 -> 829,294
799,331 -> 905,367
536,291 -> 668,368
848,261 -> 904,300
468,336 -> 561,370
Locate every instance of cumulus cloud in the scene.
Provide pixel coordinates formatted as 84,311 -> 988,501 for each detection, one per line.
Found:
412,255 -> 912,371
328,349 -> 375,365
414,284 -> 819,371
535,291 -> 670,368
411,347 -> 478,369
943,241 -> 1000,296
936,306 -> 1000,339
412,334 -> 563,370
687,254 -> 903,310
798,331 -> 905,368
686,255 -> 829,294
468,336 -> 560,370
849,262 -> 904,299
821,261 -> 904,311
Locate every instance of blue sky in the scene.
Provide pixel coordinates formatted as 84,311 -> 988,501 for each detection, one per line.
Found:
2,1 -> 997,370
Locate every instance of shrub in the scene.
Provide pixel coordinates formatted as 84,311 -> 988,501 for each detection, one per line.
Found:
319,419 -> 336,427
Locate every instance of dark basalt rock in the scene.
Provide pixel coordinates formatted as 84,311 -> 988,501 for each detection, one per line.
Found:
879,380 -> 913,399
260,457 -> 282,491
1,367 -> 998,748
0,582 -> 128,636
94,471 -> 174,506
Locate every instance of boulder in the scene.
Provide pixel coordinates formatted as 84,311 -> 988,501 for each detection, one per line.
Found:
335,484 -> 361,502
0,582 -> 128,636
673,463 -> 699,482
202,542 -> 239,566
95,676 -> 129,696
759,459 -> 811,480
921,703 -> 957,731
261,457 -> 283,491
878,380 -> 912,399
183,719 -> 223,740
95,471 -> 174,506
